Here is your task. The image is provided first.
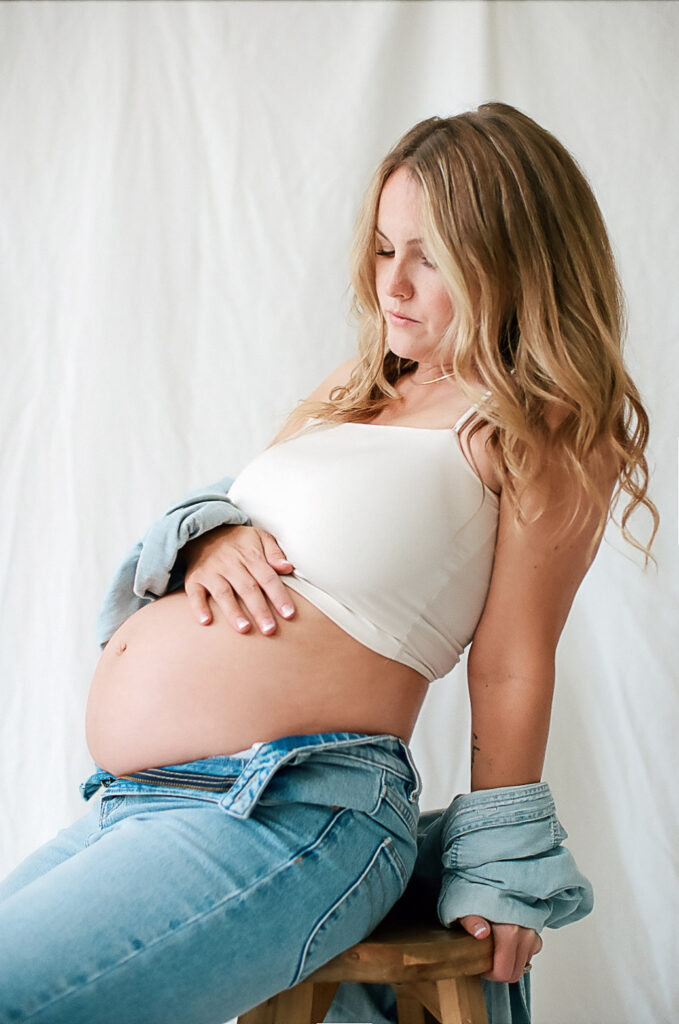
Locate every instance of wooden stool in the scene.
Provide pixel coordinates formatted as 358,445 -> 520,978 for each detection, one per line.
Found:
236,918 -> 492,1024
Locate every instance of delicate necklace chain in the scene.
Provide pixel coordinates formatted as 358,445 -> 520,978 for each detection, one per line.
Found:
410,371 -> 456,386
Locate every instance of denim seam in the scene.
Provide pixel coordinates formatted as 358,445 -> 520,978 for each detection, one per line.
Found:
451,797 -> 555,818
290,834 -> 399,987
380,827 -> 413,888
222,736 -> 412,818
451,791 -> 554,816
382,789 -> 418,835
452,782 -> 550,804
16,809 -> 348,1022
301,750 -> 414,785
444,809 -> 556,837
94,797 -> 126,834
98,786 -> 225,805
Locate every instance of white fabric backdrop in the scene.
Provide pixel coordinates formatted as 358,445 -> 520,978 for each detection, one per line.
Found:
1,3 -> 677,1021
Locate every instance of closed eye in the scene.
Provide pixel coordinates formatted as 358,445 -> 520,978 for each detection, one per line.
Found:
375,248 -> 437,269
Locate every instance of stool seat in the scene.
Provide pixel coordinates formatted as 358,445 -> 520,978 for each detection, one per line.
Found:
237,918 -> 493,1024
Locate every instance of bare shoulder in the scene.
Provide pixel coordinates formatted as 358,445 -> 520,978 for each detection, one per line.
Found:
270,357 -> 359,445
468,436 -> 618,678
304,357 -> 359,403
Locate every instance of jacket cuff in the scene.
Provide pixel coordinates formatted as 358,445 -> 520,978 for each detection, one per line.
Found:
95,476 -> 250,646
437,783 -> 594,933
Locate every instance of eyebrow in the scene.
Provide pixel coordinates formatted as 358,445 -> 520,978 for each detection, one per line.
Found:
375,227 -> 424,246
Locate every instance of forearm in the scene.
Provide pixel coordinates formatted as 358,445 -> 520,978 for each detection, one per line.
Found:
467,658 -> 555,791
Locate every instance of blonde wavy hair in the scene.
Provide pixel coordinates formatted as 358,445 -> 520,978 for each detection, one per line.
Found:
290,102 -> 658,563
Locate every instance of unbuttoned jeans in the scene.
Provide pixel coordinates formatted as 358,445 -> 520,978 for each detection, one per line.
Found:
0,732 -> 420,1024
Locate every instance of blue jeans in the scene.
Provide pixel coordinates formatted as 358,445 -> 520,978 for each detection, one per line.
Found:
0,732 -> 420,1024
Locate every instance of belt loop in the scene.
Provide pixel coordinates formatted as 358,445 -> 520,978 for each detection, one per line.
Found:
80,769 -> 116,802
396,739 -> 422,803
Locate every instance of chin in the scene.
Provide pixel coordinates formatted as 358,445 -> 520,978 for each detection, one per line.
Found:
386,337 -> 432,364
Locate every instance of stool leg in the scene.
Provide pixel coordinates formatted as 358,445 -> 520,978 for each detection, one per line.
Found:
237,981 -> 339,1024
435,977 -> 489,1024
237,996 -> 278,1024
395,991 -> 428,1024
236,1000 -> 275,1024
309,981 -> 341,1022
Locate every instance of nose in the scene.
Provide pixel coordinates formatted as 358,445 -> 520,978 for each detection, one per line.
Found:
385,257 -> 413,300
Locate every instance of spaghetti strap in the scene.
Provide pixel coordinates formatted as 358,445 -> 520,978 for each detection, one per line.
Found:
453,406 -> 478,434
453,390 -> 492,434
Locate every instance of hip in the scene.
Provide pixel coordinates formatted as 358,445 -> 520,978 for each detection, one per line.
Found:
82,731 -> 421,887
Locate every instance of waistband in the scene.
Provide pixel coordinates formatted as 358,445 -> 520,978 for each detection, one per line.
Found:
81,732 -> 422,821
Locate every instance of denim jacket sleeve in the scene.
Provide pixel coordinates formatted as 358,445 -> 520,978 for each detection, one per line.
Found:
95,476 -> 250,647
433,782 -> 594,932
378,784 -> 592,1024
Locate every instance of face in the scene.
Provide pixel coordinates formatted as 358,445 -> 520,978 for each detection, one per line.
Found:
374,166 -> 454,368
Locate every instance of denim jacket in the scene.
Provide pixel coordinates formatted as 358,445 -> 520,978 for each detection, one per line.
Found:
96,477 -> 594,1024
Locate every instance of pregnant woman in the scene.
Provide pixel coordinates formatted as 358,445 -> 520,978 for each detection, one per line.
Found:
0,103 -> 656,1024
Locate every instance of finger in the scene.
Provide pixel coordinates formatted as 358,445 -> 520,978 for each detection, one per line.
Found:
184,582 -> 213,626
485,924 -> 537,984
207,580 -> 258,634
260,532 -> 295,574
458,915 -> 491,940
230,573 -> 278,635
249,561 -> 296,620
477,923 -> 520,983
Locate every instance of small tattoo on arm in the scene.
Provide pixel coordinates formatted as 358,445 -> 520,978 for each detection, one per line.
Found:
471,731 -> 480,766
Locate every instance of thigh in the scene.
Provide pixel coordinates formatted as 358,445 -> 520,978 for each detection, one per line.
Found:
0,791 -> 408,1024
0,806 -> 98,904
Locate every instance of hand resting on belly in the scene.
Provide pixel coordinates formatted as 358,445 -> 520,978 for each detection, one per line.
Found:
180,522 -> 299,635
86,527 -> 428,777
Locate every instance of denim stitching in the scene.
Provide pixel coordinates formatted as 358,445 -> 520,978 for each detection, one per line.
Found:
291,835 -> 399,987
222,735 -> 413,819
382,788 -> 418,834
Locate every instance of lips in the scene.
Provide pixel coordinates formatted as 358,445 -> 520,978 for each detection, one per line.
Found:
387,310 -> 419,325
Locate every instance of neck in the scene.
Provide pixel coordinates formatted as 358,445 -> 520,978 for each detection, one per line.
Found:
408,367 -> 456,386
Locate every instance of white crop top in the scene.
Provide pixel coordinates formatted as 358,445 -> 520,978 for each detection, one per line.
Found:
226,409 -> 499,682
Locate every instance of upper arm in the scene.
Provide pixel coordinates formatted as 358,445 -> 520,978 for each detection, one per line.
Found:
468,443 -> 617,681
269,357 -> 359,444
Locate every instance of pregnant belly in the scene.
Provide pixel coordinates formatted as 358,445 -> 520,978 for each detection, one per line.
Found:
86,590 -> 427,777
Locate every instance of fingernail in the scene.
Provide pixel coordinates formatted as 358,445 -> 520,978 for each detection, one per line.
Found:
236,617 -> 250,631
473,924 -> 488,937
261,620 -> 276,633
281,604 -> 295,618
200,614 -> 211,624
